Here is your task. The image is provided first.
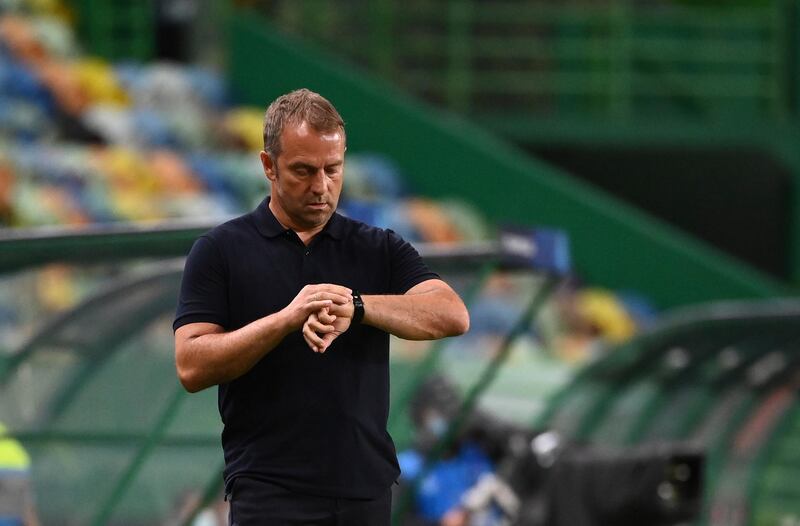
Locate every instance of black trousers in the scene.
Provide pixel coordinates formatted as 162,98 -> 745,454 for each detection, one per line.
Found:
228,477 -> 392,526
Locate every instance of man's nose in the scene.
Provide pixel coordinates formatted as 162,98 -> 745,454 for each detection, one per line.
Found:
310,170 -> 327,194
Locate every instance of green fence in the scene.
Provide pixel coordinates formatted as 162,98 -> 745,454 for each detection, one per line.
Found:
64,0 -> 800,123
256,0 -> 800,123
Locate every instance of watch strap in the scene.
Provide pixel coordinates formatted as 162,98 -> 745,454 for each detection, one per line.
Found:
352,291 -> 365,325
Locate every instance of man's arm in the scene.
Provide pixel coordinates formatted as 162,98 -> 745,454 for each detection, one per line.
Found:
303,279 -> 469,353
175,284 -> 351,392
362,279 -> 470,340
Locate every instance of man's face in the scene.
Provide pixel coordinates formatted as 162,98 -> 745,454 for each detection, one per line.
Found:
261,121 -> 345,231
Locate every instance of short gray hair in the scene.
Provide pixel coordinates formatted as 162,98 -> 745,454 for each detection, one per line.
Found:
263,88 -> 346,159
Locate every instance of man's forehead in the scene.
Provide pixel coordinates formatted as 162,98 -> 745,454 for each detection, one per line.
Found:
278,123 -> 345,164
283,120 -> 344,143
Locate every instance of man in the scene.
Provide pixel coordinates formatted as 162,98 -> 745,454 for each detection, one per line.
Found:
174,88 -> 469,525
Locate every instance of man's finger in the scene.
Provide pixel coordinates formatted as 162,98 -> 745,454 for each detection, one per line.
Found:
308,284 -> 353,299
303,314 -> 335,336
302,331 -> 318,352
327,302 -> 353,317
310,327 -> 328,354
308,318 -> 335,334
310,292 -> 350,305
305,299 -> 333,313
302,323 -> 320,345
321,333 -> 337,349
313,283 -> 353,295
302,323 -> 326,352
315,331 -> 340,354
318,310 -> 336,324
302,332 -> 318,352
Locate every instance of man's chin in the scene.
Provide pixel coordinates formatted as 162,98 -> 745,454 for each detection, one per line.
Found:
297,209 -> 333,228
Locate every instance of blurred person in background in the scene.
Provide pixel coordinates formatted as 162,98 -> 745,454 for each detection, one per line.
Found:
0,423 -> 39,526
174,88 -> 469,525
397,375 -> 520,526
537,275 -> 654,364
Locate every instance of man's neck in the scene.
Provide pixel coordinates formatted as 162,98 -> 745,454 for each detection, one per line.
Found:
268,199 -> 325,246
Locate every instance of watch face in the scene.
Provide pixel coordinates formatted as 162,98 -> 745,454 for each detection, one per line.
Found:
354,296 -> 364,307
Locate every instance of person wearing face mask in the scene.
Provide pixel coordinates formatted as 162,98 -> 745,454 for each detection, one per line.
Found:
396,375 -> 505,526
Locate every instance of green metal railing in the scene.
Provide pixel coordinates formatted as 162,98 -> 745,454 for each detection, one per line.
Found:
68,0 -> 155,61
62,0 -> 800,122
251,0 -> 799,123
535,300 -> 800,526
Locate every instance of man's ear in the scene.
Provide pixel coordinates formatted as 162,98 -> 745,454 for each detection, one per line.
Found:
260,151 -> 277,182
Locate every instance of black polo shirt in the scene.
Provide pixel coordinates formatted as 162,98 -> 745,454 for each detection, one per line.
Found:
174,198 -> 438,499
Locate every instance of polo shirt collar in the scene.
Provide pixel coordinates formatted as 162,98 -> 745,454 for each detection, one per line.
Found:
253,197 -> 344,240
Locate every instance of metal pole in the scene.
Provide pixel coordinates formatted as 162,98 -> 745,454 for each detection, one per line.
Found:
91,386 -> 186,526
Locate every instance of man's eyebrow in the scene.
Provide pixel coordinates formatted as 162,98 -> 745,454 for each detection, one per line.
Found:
288,161 -> 317,170
287,160 -> 343,171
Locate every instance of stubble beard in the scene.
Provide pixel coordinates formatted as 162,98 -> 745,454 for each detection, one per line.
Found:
273,165 -> 335,230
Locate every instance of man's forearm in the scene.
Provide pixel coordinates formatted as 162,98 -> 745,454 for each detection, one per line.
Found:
176,284 -> 353,392
362,282 -> 469,340
176,312 -> 293,392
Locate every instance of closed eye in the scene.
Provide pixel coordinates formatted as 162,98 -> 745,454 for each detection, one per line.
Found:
289,163 -> 316,176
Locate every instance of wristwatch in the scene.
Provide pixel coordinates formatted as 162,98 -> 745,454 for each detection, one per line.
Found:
352,291 -> 365,325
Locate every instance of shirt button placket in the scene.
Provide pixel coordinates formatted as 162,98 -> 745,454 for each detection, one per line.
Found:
301,245 -> 314,281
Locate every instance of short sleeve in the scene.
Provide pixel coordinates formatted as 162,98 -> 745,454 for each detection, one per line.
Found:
173,235 -> 230,331
387,230 -> 440,294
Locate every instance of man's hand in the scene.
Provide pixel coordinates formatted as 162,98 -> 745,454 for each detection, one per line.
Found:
302,301 -> 354,353
284,284 -> 352,332
300,278 -> 470,353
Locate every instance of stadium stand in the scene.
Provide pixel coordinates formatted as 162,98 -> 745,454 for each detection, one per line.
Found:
2,1 -> 800,525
